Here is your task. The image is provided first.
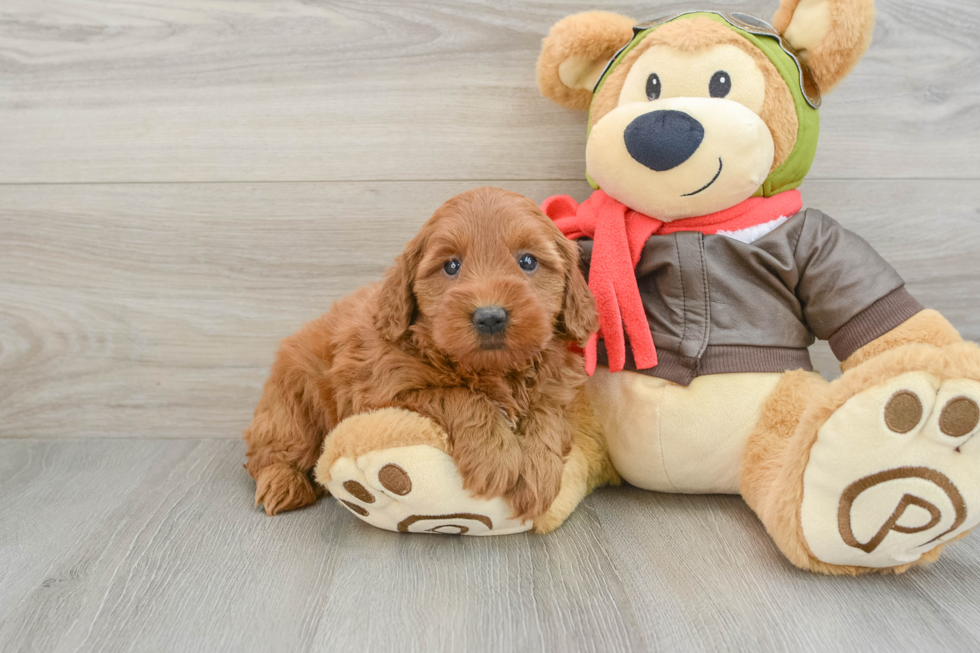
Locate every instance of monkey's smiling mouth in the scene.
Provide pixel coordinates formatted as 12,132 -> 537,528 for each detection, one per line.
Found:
681,157 -> 723,197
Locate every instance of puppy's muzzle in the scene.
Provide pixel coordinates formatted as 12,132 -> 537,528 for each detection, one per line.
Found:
624,110 -> 704,172
472,305 -> 508,335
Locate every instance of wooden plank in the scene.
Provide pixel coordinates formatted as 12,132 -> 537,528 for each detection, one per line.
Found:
1,179 -> 977,438
2,438 -> 980,652
1,0 -> 977,184
589,488 -> 980,651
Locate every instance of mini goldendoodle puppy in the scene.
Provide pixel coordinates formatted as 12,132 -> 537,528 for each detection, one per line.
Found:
244,186 -> 602,520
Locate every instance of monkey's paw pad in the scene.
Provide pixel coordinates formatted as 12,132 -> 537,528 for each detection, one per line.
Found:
315,409 -> 531,536
801,360 -> 980,568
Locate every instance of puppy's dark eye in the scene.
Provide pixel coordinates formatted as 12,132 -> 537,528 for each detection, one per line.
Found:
517,253 -> 538,272
443,259 -> 461,276
709,71 -> 731,98
646,73 -> 661,101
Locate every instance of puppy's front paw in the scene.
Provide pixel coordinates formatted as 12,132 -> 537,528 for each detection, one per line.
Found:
507,452 -> 565,520
453,438 -> 523,500
254,463 -> 318,516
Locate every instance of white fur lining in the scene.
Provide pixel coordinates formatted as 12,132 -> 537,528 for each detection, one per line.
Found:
716,215 -> 789,244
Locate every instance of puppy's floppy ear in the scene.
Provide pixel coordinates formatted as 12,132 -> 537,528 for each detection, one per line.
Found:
555,234 -> 598,346
377,232 -> 425,342
537,11 -> 636,112
773,0 -> 875,93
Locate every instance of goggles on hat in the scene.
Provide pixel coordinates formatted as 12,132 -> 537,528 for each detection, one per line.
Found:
592,10 -> 821,109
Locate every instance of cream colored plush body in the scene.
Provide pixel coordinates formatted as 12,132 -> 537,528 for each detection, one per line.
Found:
589,370 -> 784,494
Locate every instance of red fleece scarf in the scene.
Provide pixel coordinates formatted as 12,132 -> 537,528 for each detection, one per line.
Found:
543,189 -> 803,375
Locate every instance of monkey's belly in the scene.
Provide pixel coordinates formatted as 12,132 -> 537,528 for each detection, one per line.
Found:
586,368 -> 786,494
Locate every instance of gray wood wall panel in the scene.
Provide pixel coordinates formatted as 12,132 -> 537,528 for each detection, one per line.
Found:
1,180 -> 977,439
1,0 -> 978,184
2,439 -> 980,653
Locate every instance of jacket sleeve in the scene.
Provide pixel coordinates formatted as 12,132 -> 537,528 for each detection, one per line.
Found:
793,209 -> 924,361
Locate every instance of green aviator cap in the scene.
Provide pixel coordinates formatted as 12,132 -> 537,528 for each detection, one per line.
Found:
586,11 -> 821,197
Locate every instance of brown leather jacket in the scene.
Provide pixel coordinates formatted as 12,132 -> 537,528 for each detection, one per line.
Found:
578,208 -> 923,386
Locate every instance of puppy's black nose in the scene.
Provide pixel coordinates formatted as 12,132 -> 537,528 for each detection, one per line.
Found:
472,306 -> 508,335
624,110 -> 704,172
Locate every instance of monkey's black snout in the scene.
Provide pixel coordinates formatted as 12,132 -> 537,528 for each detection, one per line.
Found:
624,110 -> 705,172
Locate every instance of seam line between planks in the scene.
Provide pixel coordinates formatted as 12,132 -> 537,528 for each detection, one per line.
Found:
0,177 -> 978,187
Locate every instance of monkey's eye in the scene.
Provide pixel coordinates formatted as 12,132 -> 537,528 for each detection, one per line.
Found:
646,73 -> 661,101
517,253 -> 538,272
709,71 -> 731,98
443,259 -> 461,276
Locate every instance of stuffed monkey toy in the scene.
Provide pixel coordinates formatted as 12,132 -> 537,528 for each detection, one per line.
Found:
532,0 -> 980,574
313,0 -> 980,575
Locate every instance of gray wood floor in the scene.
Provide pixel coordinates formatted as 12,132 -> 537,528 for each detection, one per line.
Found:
1,1 -> 979,651
4,439 -> 980,652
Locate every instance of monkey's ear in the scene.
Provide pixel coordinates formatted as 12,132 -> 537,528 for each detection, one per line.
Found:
376,232 -> 425,342
536,11 -> 636,112
773,0 -> 875,93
